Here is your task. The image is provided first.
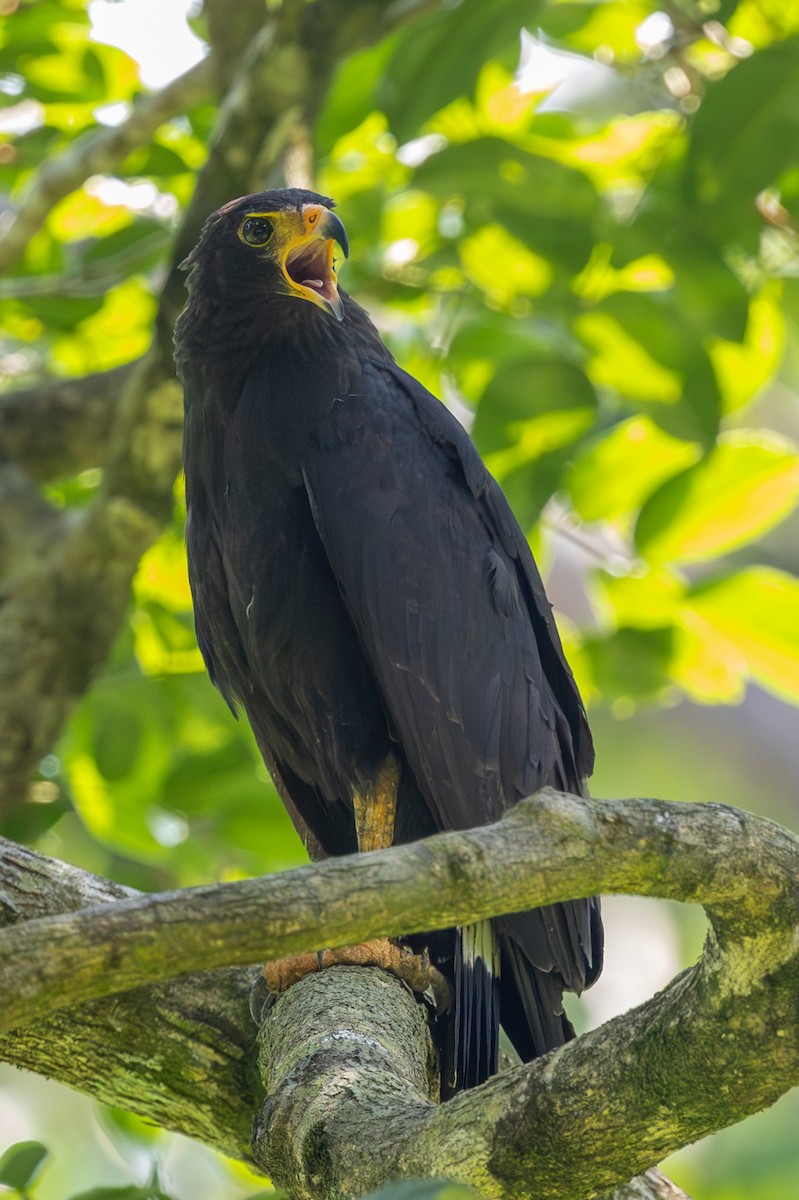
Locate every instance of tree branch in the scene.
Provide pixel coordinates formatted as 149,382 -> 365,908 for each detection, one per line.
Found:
1,791 -> 796,1034
249,786 -> 799,1198
0,363 -> 137,481
0,835 -> 259,1160
0,824 -> 689,1197
256,967 -> 692,1200
4,791 -> 793,1195
0,387 -> 162,812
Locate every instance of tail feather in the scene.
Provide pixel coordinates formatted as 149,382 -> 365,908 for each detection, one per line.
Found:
433,898 -> 603,1096
498,933 -> 574,1062
452,920 -> 501,1092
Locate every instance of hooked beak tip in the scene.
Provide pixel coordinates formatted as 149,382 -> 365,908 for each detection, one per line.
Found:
327,291 -> 345,321
322,210 -> 349,260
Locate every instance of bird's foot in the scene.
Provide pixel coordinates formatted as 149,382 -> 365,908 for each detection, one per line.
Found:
259,937 -> 451,1013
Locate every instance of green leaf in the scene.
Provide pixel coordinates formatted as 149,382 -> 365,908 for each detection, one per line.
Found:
448,313 -> 551,368
64,678 -> 175,862
567,416 -> 700,523
317,39 -> 394,157
466,356 -> 596,527
709,285 -> 786,414
635,432 -> 799,563
415,139 -> 597,268
594,293 -> 721,446
0,1141 -> 49,1190
380,0 -> 542,142
20,293 -> 106,330
669,238 -> 749,343
474,357 -> 596,458
0,0 -> 88,67
121,142 -> 192,177
595,567 -> 685,630
685,37 -> 799,236
680,568 -> 799,704
23,43 -> 108,104
578,626 -> 676,704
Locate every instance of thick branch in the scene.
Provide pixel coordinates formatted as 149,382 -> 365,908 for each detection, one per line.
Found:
0,363 -> 136,481
0,417 -> 163,813
0,791 -> 797,1031
256,968 -> 692,1200
0,836 -> 258,1159
0,456 -> 64,575
0,829 -> 691,1197
2,794 -> 795,1195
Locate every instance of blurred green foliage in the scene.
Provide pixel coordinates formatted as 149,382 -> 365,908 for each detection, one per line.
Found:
1,0 -> 799,1198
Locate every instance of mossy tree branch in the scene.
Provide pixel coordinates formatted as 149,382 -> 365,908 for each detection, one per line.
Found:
257,968 -> 692,1200
2,790 -> 797,1035
0,363 -> 137,482
5,788 -> 794,1195
0,789 -> 797,1196
0,835 -> 258,1159
0,818 -> 692,1198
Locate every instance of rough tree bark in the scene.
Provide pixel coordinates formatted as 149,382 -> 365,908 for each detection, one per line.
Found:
2,789 -> 798,1197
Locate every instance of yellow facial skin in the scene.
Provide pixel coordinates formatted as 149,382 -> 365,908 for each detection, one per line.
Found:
237,204 -> 348,321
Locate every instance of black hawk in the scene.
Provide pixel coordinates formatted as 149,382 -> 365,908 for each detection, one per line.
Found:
174,187 -> 602,1094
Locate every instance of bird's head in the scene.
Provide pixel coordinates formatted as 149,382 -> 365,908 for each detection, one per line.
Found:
181,188 -> 349,323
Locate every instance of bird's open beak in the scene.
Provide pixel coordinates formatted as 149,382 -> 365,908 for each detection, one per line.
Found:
282,206 -> 349,321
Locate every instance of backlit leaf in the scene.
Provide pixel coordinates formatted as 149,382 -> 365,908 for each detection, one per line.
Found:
595,567 -> 685,630
574,311 -> 682,405
567,417 -> 700,522
709,286 -> 787,413
635,433 -> 799,563
686,37 -> 799,234
679,568 -> 799,703
380,0 -> 543,142
0,1141 -> 49,1190
460,223 -> 552,305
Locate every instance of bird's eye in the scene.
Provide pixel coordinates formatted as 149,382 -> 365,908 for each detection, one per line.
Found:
239,216 -> 274,247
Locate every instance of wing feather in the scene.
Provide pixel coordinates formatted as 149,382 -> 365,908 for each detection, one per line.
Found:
303,359 -> 591,822
302,359 -> 601,1008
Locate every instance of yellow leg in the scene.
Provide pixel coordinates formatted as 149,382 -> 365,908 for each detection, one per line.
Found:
352,753 -> 400,852
258,754 -> 451,1011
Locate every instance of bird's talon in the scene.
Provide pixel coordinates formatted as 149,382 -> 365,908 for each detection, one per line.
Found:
249,970 -> 275,1024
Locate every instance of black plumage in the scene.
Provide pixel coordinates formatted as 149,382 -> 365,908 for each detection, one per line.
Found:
175,187 -> 602,1094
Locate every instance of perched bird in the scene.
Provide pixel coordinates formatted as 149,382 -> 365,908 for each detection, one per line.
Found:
175,187 -> 602,1094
